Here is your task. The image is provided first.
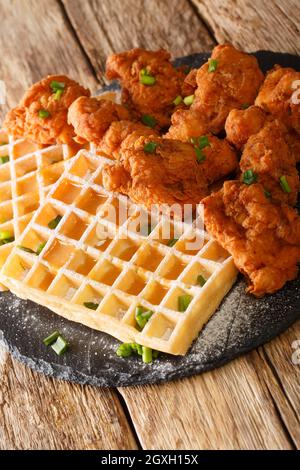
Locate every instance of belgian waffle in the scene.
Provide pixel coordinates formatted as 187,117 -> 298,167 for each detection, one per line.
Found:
0,149 -> 237,355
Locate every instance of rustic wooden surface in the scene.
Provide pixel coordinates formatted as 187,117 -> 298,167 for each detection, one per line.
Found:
0,0 -> 299,450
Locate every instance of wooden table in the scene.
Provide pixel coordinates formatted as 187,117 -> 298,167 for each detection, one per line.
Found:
0,0 -> 299,450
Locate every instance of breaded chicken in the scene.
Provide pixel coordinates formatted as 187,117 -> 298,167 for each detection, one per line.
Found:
255,65 -> 300,135
166,44 -> 264,141
102,134 -> 237,210
203,181 -> 300,297
4,75 -> 90,145
225,105 -> 300,162
68,96 -> 131,146
106,48 -> 185,128
240,120 -> 299,205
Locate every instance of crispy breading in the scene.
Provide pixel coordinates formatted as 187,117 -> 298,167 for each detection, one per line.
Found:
225,106 -> 269,149
4,75 -> 90,145
203,181 -> 300,296
68,96 -> 131,146
102,134 -> 237,210
167,44 -> 264,141
240,120 -> 299,205
255,65 -> 300,135
106,48 -> 185,128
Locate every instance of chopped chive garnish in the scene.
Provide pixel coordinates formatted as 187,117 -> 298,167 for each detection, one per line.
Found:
183,94 -> 194,106
0,230 -> 13,241
195,147 -> 206,163
36,241 -> 46,255
198,135 -> 210,149
17,245 -> 36,254
241,103 -> 250,109
173,95 -> 183,106
116,343 -> 133,358
0,155 -> 9,164
197,274 -> 206,287
54,89 -> 64,101
135,306 -> 153,329
140,68 -> 156,86
264,189 -> 272,199
48,215 -> 62,229
178,294 -> 192,312
208,59 -> 218,73
38,109 -> 50,119
279,175 -> 291,193
144,142 -> 158,154
51,335 -> 69,356
43,330 -> 60,346
84,302 -> 99,310
50,80 -> 65,92
242,169 -> 257,185
141,114 -> 157,128
142,346 -> 153,364
167,238 -> 178,247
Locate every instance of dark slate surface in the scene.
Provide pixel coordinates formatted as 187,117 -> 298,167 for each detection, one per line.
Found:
0,51 -> 300,387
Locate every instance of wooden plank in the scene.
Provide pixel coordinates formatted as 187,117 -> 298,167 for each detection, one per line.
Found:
0,0 -> 99,122
191,0 -> 300,54
120,351 -> 293,450
62,0 -> 216,81
0,344 -> 138,450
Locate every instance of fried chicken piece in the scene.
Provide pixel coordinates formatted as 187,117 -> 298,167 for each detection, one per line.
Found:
106,48 -> 185,128
68,96 -> 131,146
166,44 -> 264,141
181,68 -> 198,97
4,75 -> 90,145
203,181 -> 300,297
225,105 -> 300,162
240,120 -> 299,205
102,134 -> 237,210
255,65 -> 300,135
225,106 -> 269,149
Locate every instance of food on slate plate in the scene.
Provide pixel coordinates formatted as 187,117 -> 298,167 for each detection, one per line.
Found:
1,43 -> 300,360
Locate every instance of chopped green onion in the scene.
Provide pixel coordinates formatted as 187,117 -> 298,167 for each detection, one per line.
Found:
144,142 -> 158,154
167,238 -> 178,247
36,241 -> 46,255
242,169 -> 257,185
140,68 -> 156,86
135,306 -> 153,329
264,189 -> 271,199
0,155 -> 9,164
54,89 -> 64,101
279,175 -> 291,193
17,245 -> 36,254
141,114 -> 157,128
50,80 -> 65,92
183,94 -> 194,106
195,147 -> 206,163
241,103 -> 250,109
142,346 -> 153,364
51,335 -> 69,356
0,230 -> 13,241
84,302 -> 99,310
197,274 -> 206,287
173,95 -> 183,106
178,294 -> 192,312
48,215 -> 62,229
208,59 -> 218,73
116,343 -> 133,358
38,109 -> 50,119
198,135 -> 210,149
43,330 -> 60,346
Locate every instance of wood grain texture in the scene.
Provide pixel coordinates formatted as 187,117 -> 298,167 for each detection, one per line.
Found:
62,0 -> 215,81
192,0 -> 300,54
0,0 -> 99,122
0,344 -> 137,450
120,351 -> 294,450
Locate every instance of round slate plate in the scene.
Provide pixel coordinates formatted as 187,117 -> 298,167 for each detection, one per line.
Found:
1,51 -> 300,387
